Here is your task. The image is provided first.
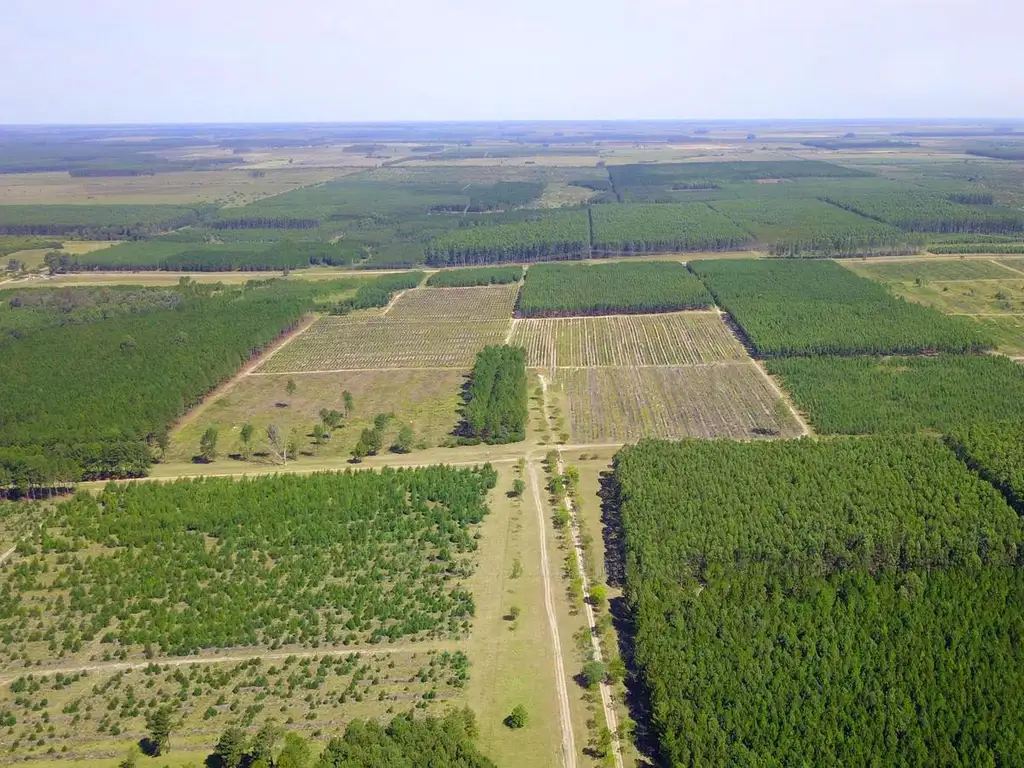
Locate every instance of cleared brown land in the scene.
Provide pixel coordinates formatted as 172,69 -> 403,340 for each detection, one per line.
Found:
258,316 -> 509,372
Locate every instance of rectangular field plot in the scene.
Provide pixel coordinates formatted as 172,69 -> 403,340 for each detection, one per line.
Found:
558,362 -> 802,442
512,312 -> 746,368
259,315 -> 509,371
385,284 -> 518,321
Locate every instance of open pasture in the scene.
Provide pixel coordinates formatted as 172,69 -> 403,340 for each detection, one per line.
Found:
170,368 -> 464,462
385,284 -> 518,321
258,315 -> 509,371
974,315 -> 1024,356
847,257 -> 1017,282
557,362 -> 800,443
884,278 -> 1024,315
511,311 -> 745,368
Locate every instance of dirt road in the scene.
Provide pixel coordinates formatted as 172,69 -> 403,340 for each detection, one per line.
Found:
529,459 -> 577,768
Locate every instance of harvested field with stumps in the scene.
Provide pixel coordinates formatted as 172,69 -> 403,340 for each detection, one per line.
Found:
557,362 -> 802,442
511,311 -> 745,368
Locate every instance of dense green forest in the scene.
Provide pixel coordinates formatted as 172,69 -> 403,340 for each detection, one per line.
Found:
0,280 -> 340,489
708,198 -> 916,257
425,210 -> 591,265
615,437 -> 1022,573
589,203 -> 752,253
608,160 -> 869,200
517,261 -> 712,316
0,466 -> 497,657
614,438 -> 1024,766
461,346 -> 528,444
949,420 -> 1024,511
70,239 -> 365,271
425,266 -> 522,287
767,355 -> 1024,434
824,191 -> 1024,233
0,285 -> 183,342
691,259 -> 991,355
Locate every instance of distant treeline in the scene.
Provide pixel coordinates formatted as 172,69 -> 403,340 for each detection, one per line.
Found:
0,204 -> 214,239
801,139 -> 920,150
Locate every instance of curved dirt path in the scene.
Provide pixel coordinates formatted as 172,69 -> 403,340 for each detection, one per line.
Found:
529,459 -> 577,768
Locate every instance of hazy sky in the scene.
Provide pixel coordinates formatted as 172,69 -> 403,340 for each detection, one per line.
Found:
2,0 -> 1021,123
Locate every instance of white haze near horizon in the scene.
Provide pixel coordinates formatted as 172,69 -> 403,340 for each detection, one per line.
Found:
1,0 -> 1021,124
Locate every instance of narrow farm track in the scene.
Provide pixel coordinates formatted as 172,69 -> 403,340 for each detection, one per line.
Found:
380,288 -> 408,315
751,360 -> 811,436
0,545 -> 16,566
539,375 -> 624,768
528,459 -> 578,768
0,642 -> 459,686
991,259 -> 1024,277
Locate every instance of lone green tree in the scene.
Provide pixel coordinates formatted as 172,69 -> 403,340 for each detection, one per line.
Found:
505,704 -> 528,729
146,707 -> 174,755
392,424 -> 415,453
582,660 -> 606,690
199,426 -> 219,463
249,720 -> 283,766
285,378 -> 297,400
351,437 -> 368,463
239,422 -> 254,459
512,478 -> 526,497
312,423 -> 327,451
267,424 -> 287,465
343,390 -> 354,417
276,732 -> 312,768
211,724 -> 247,768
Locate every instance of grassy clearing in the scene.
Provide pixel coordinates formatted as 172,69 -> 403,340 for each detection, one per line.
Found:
558,363 -> 801,443
848,257 -> 1016,282
168,368 -> 465,464
973,315 -> 1024,356
886,278 -> 1024,314
464,464 -> 564,767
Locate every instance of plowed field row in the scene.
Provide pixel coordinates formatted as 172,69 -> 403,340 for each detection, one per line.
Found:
258,316 -> 510,371
558,363 -> 802,442
386,284 -> 519,321
511,313 -> 746,368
